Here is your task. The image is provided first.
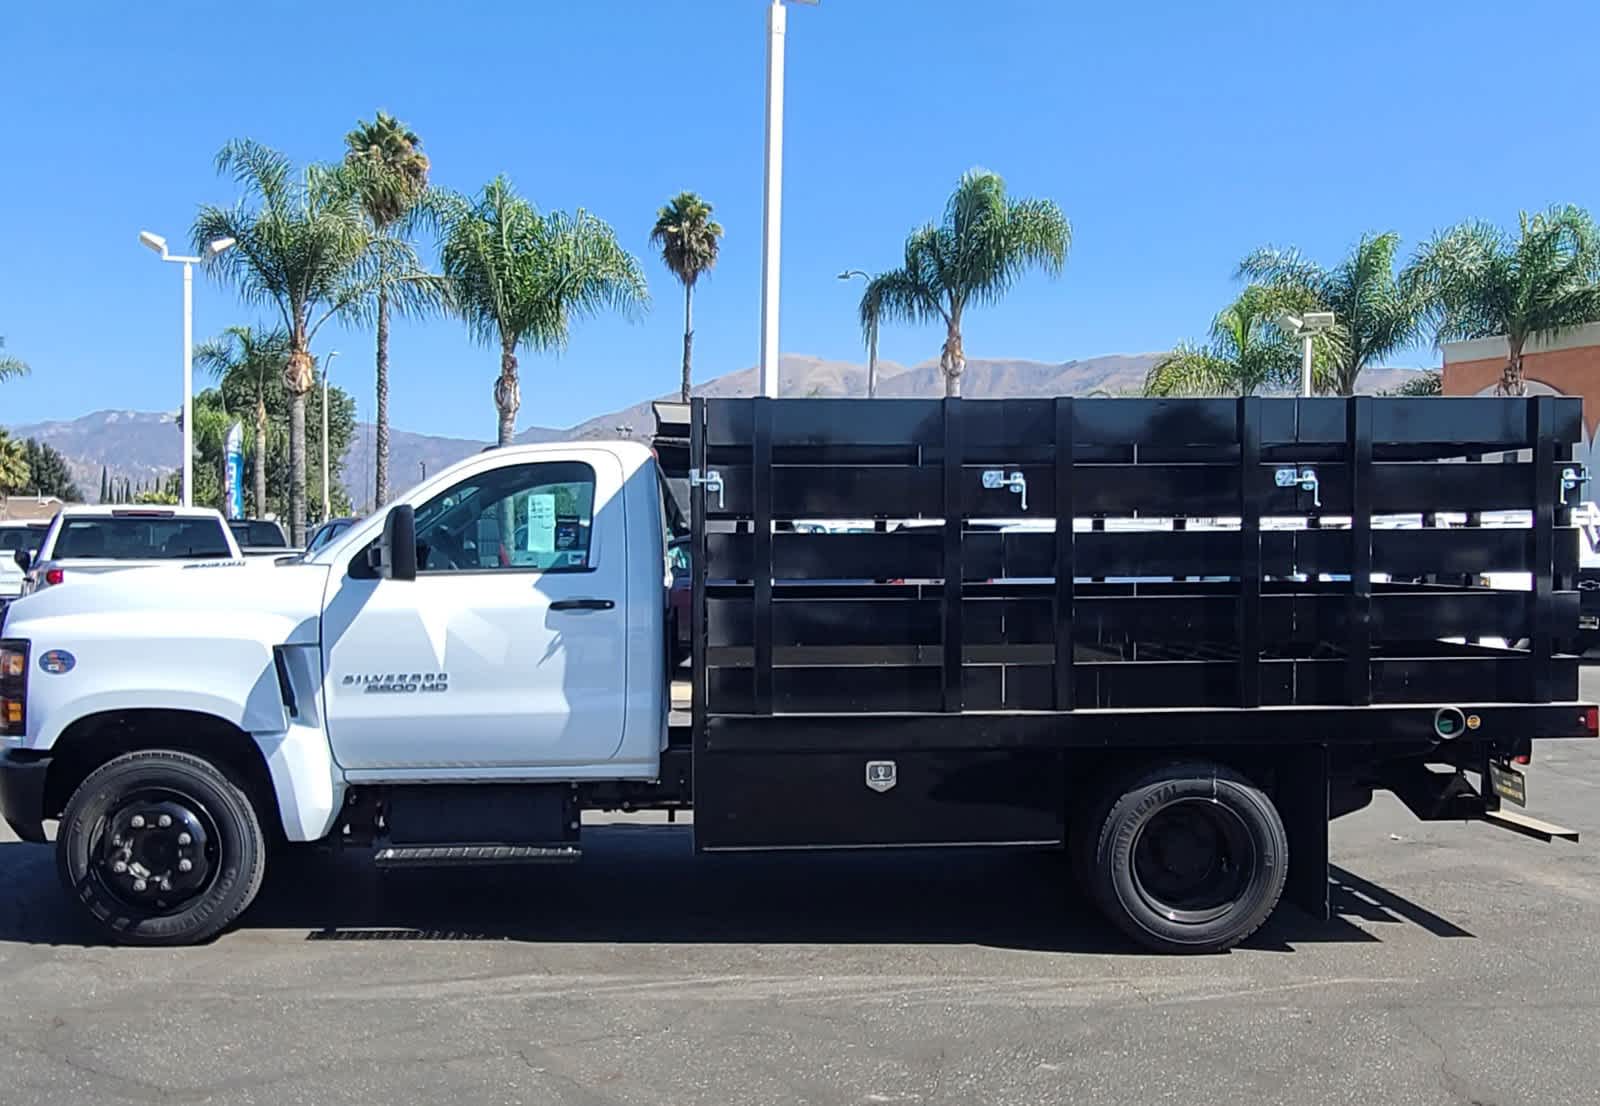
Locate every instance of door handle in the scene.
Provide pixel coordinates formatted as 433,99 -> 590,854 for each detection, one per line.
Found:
550,598 -> 615,611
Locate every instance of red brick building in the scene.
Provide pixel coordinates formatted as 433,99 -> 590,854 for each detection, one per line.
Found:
1443,322 -> 1600,477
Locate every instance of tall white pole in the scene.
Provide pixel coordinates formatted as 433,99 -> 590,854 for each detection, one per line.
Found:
321,351 -> 339,522
181,261 -> 194,507
1301,333 -> 1314,397
321,362 -> 331,521
758,0 -> 787,399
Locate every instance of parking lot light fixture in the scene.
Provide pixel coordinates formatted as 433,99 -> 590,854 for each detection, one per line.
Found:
139,230 -> 236,505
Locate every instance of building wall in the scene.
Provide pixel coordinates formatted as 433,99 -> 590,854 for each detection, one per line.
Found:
1443,321 -> 1600,478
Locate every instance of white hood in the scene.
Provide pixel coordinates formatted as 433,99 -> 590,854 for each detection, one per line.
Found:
4,558 -> 331,644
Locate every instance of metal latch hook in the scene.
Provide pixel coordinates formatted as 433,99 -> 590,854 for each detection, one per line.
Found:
1560,465 -> 1589,506
982,469 -> 1028,511
1276,466 -> 1321,509
689,467 -> 725,509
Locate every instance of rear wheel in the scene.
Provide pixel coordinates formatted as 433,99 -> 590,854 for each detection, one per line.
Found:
1085,761 -> 1286,953
56,750 -> 267,946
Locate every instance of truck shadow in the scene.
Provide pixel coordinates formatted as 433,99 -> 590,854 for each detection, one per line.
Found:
0,832 -> 1472,952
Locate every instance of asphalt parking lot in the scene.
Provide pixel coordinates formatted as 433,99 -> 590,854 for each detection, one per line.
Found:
3,672 -> 1600,1106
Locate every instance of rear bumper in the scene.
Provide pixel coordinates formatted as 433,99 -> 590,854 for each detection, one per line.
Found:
0,748 -> 50,843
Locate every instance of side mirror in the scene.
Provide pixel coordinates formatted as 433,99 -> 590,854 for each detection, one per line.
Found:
13,550 -> 30,573
376,505 -> 418,581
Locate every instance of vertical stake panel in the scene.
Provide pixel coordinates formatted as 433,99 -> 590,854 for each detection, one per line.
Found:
1053,397 -> 1076,710
753,397 -> 774,715
690,397 -> 709,736
1530,396 -> 1554,703
942,398 -> 964,713
1237,397 -> 1262,708
1347,397 -> 1373,706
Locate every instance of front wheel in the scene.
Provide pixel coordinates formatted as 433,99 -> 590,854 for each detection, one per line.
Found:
1085,761 -> 1286,954
56,750 -> 267,946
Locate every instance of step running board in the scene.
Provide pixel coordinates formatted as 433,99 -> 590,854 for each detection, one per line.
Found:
374,844 -> 582,867
1479,809 -> 1580,843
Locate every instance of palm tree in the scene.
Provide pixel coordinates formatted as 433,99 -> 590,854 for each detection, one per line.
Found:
1236,232 -> 1420,395
1144,286 -> 1304,397
649,192 -> 723,402
435,176 -> 649,446
1402,205 -> 1600,395
864,170 -> 1070,396
344,111 -> 436,506
195,325 -> 288,516
0,431 -> 29,494
0,336 -> 27,381
195,139 -> 415,544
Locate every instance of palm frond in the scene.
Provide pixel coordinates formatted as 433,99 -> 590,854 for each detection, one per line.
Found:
0,336 -> 27,381
437,176 -> 648,354
650,191 -> 723,289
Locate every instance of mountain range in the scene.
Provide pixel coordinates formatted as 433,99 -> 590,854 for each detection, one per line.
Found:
8,353 -> 1428,508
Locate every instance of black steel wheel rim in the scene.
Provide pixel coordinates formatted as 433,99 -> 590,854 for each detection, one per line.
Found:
89,787 -> 221,915
1129,798 -> 1256,926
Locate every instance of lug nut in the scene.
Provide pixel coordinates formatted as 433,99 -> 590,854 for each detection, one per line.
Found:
112,861 -> 128,874
132,879 -> 147,892
159,879 -> 172,892
158,814 -> 172,828
177,833 -> 191,846
130,815 -> 145,829
177,859 -> 192,873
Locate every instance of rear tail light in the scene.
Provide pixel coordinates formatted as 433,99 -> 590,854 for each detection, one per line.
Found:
43,568 -> 64,587
1514,753 -> 1532,765
1585,706 -> 1599,736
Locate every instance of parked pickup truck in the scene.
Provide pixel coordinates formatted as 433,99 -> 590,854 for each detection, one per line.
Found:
15,505 -> 241,594
227,518 -> 294,558
0,522 -> 48,608
1,396 -> 1595,951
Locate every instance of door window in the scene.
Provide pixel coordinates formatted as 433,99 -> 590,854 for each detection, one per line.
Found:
410,461 -> 597,574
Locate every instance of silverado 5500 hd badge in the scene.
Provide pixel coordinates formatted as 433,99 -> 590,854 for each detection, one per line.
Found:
342,673 -> 450,694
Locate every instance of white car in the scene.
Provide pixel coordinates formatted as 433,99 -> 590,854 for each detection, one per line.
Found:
19,505 -> 241,595
0,522 -> 50,604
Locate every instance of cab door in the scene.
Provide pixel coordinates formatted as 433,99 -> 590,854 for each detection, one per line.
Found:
321,451 -> 628,773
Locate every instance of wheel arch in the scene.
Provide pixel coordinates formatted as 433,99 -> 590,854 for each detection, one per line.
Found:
43,709 -> 286,843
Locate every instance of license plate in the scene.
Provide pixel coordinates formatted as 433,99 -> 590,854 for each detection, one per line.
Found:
1488,762 -> 1527,807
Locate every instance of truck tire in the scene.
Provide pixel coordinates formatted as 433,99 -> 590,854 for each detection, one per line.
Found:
56,750 -> 267,946
1086,761 -> 1286,954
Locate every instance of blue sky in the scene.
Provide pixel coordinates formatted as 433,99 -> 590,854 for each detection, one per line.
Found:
3,0 -> 1597,440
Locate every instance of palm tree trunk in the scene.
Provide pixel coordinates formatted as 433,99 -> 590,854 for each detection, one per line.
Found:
374,286 -> 390,507
284,342 -> 315,547
288,395 -> 307,546
1500,341 -> 1526,396
495,337 -> 520,447
940,322 -> 965,398
253,395 -> 268,518
681,284 -> 694,403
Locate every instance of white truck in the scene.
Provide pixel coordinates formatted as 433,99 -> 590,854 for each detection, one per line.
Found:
17,505 -> 242,594
0,397 -> 1594,952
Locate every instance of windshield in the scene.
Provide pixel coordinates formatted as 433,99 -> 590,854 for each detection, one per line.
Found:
53,517 -> 232,560
306,519 -> 353,553
229,520 -> 288,547
0,528 -> 45,556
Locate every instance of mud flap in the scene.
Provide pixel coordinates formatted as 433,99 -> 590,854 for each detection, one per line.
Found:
1279,745 -> 1330,920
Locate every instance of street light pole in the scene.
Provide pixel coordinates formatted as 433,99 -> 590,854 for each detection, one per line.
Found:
1275,310 -> 1337,397
838,269 -> 877,398
140,231 -> 235,507
759,0 -> 817,399
321,351 -> 339,522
